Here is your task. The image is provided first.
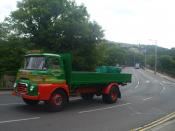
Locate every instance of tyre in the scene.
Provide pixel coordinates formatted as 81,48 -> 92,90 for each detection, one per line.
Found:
102,86 -> 118,104
47,90 -> 67,112
81,93 -> 94,101
23,98 -> 39,106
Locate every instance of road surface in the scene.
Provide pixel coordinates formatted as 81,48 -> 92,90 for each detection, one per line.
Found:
0,67 -> 175,131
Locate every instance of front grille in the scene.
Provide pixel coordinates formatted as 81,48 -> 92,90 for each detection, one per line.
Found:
17,83 -> 27,94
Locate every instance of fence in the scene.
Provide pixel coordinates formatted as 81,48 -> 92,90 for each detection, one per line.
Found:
0,71 -> 16,90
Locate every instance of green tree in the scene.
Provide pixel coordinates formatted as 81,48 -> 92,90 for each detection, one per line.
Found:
158,55 -> 175,75
0,38 -> 26,78
6,0 -> 103,71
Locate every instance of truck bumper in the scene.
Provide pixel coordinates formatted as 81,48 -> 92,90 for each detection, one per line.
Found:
12,91 -> 39,100
12,83 -> 69,101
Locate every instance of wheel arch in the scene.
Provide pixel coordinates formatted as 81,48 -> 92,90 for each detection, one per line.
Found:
51,87 -> 69,102
102,83 -> 121,98
38,83 -> 69,101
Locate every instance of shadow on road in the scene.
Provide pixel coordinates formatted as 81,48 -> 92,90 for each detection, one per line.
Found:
11,98 -> 118,114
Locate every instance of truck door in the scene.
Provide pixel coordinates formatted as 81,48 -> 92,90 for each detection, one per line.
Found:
46,57 -> 64,79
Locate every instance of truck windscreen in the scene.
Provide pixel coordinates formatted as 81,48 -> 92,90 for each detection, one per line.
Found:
24,56 -> 46,70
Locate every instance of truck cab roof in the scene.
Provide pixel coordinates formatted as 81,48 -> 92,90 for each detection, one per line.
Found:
25,53 -> 61,57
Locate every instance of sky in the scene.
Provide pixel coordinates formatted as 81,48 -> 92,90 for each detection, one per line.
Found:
0,0 -> 175,49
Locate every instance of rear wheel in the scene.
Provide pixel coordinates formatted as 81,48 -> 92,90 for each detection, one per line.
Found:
102,86 -> 118,104
81,93 -> 94,101
23,98 -> 39,106
47,90 -> 67,112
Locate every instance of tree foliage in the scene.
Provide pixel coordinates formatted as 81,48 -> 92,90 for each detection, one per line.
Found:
6,0 -> 103,70
0,0 -> 174,78
0,38 -> 26,77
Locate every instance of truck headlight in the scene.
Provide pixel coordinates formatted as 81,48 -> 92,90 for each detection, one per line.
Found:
30,85 -> 35,91
13,83 -> 17,88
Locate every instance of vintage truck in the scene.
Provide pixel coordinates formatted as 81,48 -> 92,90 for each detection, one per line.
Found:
12,53 -> 132,111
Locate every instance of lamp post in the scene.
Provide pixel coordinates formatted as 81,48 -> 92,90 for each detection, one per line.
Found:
148,39 -> 157,75
144,47 -> 146,69
154,42 -> 157,74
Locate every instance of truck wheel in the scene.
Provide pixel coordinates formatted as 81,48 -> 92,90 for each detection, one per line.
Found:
47,90 -> 67,112
102,86 -> 118,104
81,93 -> 94,101
23,98 -> 39,106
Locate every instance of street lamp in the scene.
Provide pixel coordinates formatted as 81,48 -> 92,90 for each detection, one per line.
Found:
144,47 -> 146,69
148,39 -> 157,75
154,42 -> 157,74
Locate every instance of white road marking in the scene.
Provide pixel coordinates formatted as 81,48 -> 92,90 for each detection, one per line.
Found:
160,83 -> 164,86
128,105 -> 142,115
0,117 -> 40,124
0,103 -> 23,106
134,81 -> 140,89
146,80 -> 150,83
162,81 -> 167,84
162,81 -> 175,85
160,87 -> 166,94
143,97 -> 152,101
78,103 -> 131,114
160,83 -> 166,94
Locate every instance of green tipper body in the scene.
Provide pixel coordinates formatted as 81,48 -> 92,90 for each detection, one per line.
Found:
60,54 -> 131,91
71,72 -> 131,88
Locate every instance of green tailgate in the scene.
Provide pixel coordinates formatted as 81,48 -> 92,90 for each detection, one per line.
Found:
71,71 -> 131,87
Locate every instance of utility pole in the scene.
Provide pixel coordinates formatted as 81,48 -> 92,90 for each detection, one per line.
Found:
134,54 -> 135,67
144,47 -> 146,69
148,39 -> 157,75
154,42 -> 157,74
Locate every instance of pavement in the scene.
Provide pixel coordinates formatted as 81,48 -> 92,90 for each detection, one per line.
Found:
151,118 -> 175,131
0,91 -> 12,95
0,67 -> 175,131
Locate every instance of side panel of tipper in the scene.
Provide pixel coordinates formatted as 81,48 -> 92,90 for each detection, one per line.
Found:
71,71 -> 131,87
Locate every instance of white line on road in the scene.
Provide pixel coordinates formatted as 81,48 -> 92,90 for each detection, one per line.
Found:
160,86 -> 166,94
162,81 -> 175,85
0,117 -> 40,124
160,83 -> 164,86
162,81 -> 167,84
143,97 -> 152,101
0,103 -> 23,106
78,103 -> 131,114
134,81 -> 140,89
160,83 -> 166,94
146,80 -> 150,83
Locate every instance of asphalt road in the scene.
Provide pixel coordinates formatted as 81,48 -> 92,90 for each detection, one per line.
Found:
0,67 -> 175,131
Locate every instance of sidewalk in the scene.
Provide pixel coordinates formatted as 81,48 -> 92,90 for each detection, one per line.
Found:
151,118 -> 175,131
0,90 -> 12,95
133,108 -> 175,131
145,69 -> 175,83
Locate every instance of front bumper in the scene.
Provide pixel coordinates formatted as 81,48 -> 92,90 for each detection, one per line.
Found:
12,83 -> 69,101
12,91 -> 39,100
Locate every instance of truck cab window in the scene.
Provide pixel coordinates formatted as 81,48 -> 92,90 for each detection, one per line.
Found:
24,56 -> 45,70
47,57 -> 60,70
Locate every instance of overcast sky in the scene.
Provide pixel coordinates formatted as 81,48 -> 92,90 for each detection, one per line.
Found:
0,0 -> 175,49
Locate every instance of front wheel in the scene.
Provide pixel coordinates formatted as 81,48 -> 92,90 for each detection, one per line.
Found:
47,90 -> 67,112
23,98 -> 39,106
102,86 -> 118,104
